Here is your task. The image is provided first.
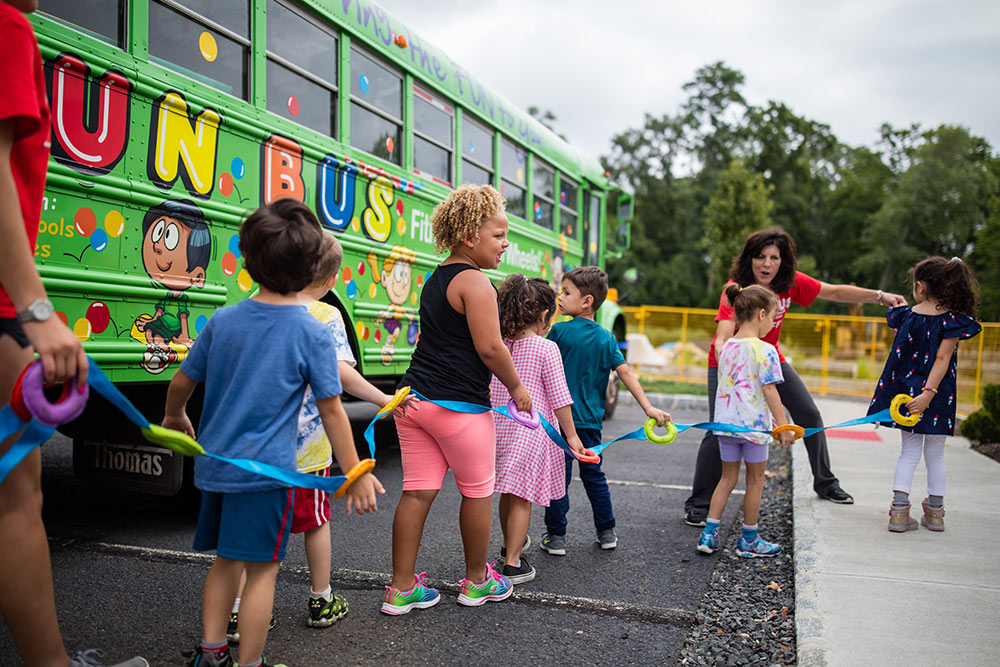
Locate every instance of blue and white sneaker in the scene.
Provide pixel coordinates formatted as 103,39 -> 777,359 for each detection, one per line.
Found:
736,535 -> 782,558
696,529 -> 720,554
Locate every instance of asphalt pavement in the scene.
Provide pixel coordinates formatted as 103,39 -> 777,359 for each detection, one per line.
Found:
1,402 -> 736,666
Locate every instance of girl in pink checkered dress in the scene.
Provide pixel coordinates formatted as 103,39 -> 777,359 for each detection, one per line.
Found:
490,275 -> 588,584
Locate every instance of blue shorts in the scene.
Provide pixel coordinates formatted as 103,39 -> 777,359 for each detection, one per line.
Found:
718,435 -> 769,464
193,488 -> 295,562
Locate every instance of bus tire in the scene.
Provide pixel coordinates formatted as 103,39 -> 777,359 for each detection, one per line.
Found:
604,370 -> 620,421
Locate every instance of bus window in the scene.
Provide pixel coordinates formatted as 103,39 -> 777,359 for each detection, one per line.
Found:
559,175 -> 578,239
265,0 -> 338,136
413,87 -> 452,185
532,159 -> 554,229
350,48 -> 402,165
500,137 -> 526,219
461,115 -> 494,186
149,0 -> 250,100
39,0 -> 125,47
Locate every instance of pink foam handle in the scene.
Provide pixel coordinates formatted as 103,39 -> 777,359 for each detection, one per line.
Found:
506,399 -> 541,429
20,361 -> 89,427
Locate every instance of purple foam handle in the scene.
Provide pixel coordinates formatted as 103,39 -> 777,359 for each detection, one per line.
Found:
20,361 -> 89,427
506,399 -> 541,430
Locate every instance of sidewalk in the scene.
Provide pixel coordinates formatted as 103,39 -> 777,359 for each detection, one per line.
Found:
794,398 -> 1000,666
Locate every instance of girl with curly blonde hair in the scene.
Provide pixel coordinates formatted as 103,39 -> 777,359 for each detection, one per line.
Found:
383,185 -> 531,614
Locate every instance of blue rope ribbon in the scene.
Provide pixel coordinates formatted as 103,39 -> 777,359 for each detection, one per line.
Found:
362,390 -> 897,459
0,357 -> 372,493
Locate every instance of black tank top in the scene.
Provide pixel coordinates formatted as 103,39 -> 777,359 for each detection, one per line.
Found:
400,263 -> 493,405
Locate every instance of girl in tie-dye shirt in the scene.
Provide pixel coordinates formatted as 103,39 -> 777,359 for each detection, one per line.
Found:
697,284 -> 796,559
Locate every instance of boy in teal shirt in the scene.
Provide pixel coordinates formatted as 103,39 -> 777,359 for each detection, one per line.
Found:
542,267 -> 670,554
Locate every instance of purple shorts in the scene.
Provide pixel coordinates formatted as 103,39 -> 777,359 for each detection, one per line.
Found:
718,435 -> 769,463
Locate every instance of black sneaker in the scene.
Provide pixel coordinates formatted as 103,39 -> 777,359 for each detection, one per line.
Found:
684,511 -> 708,527
69,650 -> 149,667
182,646 -> 234,667
226,612 -> 276,644
818,487 -> 854,504
499,535 -> 531,564
307,591 -> 349,627
540,533 -> 566,556
501,556 -> 537,584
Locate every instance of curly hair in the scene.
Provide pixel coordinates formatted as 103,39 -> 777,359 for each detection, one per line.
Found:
724,283 -> 778,323
730,228 -> 798,294
430,184 -> 506,253
498,274 -> 557,339
911,256 -> 979,318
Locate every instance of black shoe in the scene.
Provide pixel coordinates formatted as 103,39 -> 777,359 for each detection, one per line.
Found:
499,535 -> 531,564
502,556 -> 536,584
818,487 -> 854,504
684,511 -> 707,527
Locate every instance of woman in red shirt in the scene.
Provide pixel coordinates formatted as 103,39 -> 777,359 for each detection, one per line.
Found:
683,229 -> 907,526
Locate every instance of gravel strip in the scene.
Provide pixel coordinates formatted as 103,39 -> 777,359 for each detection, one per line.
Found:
677,444 -> 796,666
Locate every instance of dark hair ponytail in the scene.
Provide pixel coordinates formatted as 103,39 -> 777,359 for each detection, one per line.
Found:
498,274 -> 557,339
724,283 -> 778,324
911,256 -> 979,318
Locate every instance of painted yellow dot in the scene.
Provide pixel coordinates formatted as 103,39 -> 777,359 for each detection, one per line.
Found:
541,265 -> 547,279
237,268 -> 253,292
397,216 -> 406,236
104,210 -> 125,238
351,217 -> 361,232
356,321 -> 366,339
559,234 -> 569,254
369,283 -> 377,298
516,168 -> 523,183
590,242 -> 598,254
199,32 -> 218,62
411,293 -> 417,305
73,317 -> 92,341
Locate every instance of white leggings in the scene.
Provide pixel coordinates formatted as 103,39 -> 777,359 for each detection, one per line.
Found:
893,431 -> 946,497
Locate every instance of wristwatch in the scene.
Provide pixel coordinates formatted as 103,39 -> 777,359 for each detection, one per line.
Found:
16,298 -> 55,324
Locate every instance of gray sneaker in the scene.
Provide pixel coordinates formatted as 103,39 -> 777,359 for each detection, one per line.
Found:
597,528 -> 618,550
540,533 -> 566,556
70,650 -> 149,667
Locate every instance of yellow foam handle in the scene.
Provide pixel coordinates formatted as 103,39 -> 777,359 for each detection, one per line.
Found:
333,458 -> 376,498
889,394 -> 922,427
141,424 -> 206,456
644,418 -> 678,444
376,386 -> 411,418
770,424 -> 805,442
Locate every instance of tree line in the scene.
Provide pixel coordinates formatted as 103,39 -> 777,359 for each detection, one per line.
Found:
595,62 -> 1000,320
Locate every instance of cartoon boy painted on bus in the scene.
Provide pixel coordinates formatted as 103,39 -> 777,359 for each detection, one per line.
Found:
134,199 -> 211,374
374,244 -> 417,364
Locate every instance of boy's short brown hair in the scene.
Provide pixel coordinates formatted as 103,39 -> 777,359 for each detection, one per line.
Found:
563,266 -> 609,311
240,198 -> 325,294
311,233 -> 344,288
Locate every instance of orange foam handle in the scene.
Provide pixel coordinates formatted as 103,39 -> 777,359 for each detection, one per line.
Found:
576,449 -> 600,464
770,424 -> 805,441
333,458 -> 376,498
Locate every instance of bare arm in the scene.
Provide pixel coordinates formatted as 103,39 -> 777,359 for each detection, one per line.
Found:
0,119 -> 88,385
552,404 -> 586,455
316,394 -> 385,515
161,369 -> 198,437
715,319 -> 737,352
615,362 -> 670,426
817,282 -> 907,307
761,383 -> 794,446
905,338 -> 959,415
338,360 -> 418,416
452,270 -> 531,412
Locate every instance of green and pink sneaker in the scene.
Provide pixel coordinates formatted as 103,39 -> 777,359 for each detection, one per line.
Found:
457,563 -> 513,607
380,572 -> 441,615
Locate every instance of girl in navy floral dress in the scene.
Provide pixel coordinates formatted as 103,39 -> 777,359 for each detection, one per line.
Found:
868,257 -> 980,533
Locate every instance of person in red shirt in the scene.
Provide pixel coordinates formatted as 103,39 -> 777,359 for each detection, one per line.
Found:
0,2 -> 146,665
683,229 -> 907,526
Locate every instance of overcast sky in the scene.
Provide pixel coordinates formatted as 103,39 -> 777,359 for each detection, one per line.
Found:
375,0 -> 1000,165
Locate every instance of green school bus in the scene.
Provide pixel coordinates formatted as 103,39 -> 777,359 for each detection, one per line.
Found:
30,0 -> 632,494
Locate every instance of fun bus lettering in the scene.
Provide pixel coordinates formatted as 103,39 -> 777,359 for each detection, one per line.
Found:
147,91 -> 221,198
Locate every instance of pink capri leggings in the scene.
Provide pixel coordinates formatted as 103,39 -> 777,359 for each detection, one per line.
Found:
395,401 -> 496,498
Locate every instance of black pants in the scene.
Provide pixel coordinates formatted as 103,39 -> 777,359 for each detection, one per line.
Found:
683,362 -> 841,516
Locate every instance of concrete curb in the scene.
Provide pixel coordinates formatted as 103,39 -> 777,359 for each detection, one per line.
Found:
618,391 -> 709,413
792,442 -> 829,666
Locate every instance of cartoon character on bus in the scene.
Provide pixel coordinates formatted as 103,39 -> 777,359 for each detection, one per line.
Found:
133,199 -> 212,374
372,245 -> 417,364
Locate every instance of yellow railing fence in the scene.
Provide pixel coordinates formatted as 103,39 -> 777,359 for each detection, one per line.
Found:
622,306 -> 1000,418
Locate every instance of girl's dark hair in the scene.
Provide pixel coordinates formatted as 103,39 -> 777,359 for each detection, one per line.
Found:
730,228 -> 798,294
240,198 -> 325,294
911,256 -> 979,318
498,274 -> 557,339
724,283 -> 778,324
